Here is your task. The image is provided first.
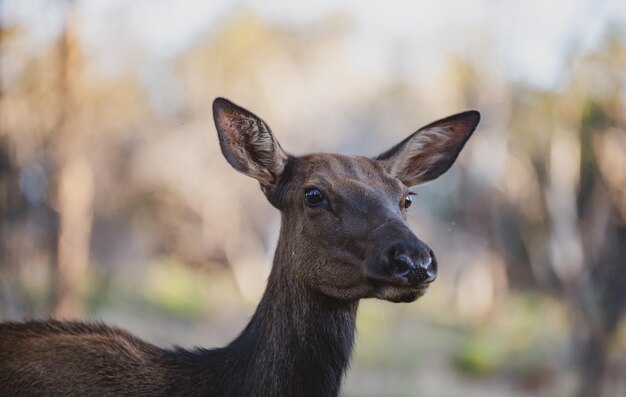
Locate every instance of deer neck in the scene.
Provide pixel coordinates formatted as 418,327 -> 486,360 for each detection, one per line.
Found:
228,223 -> 358,396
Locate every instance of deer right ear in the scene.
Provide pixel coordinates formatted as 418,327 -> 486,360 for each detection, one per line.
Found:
213,98 -> 288,187
376,110 -> 480,187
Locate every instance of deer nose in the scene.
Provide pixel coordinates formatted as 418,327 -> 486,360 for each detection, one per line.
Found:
388,247 -> 437,284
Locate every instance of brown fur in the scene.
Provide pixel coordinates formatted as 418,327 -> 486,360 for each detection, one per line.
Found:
0,321 -> 171,396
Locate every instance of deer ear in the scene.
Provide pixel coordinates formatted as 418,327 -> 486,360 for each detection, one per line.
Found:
213,98 -> 288,187
376,110 -> 480,186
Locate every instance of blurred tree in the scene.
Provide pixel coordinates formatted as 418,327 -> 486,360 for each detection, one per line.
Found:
51,0 -> 93,318
0,0 -> 27,319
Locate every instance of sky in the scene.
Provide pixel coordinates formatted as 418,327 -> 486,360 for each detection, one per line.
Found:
2,0 -> 626,90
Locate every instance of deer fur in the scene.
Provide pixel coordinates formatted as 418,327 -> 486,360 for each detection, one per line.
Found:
0,98 -> 480,397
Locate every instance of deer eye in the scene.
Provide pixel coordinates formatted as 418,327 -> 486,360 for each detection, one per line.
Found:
304,187 -> 325,207
403,193 -> 413,209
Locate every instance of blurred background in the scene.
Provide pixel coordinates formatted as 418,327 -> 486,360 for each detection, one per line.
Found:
1,0 -> 625,396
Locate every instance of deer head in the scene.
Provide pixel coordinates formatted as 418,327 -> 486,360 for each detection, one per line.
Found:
213,98 -> 479,303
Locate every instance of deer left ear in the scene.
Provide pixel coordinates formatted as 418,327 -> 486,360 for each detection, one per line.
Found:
376,110 -> 480,187
213,98 -> 289,187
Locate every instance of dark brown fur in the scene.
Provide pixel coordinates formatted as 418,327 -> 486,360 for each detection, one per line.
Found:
0,98 -> 480,397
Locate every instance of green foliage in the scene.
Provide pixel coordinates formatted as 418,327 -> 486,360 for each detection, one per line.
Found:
453,333 -> 507,376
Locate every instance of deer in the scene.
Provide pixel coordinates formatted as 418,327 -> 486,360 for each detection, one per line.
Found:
0,98 -> 480,397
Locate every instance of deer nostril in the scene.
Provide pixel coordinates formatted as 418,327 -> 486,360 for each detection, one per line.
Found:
391,254 -> 414,277
419,256 -> 437,282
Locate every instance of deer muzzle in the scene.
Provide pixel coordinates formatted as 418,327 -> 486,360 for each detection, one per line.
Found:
364,230 -> 438,292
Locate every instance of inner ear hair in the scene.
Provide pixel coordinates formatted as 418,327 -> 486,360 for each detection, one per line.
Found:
376,110 -> 480,186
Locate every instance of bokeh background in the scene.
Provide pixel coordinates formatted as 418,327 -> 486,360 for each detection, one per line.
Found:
1,1 -> 626,396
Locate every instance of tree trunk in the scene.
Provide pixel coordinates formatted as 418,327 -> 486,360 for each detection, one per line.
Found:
52,0 -> 93,318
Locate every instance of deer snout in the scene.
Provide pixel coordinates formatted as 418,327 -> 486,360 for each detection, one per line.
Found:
385,242 -> 437,285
